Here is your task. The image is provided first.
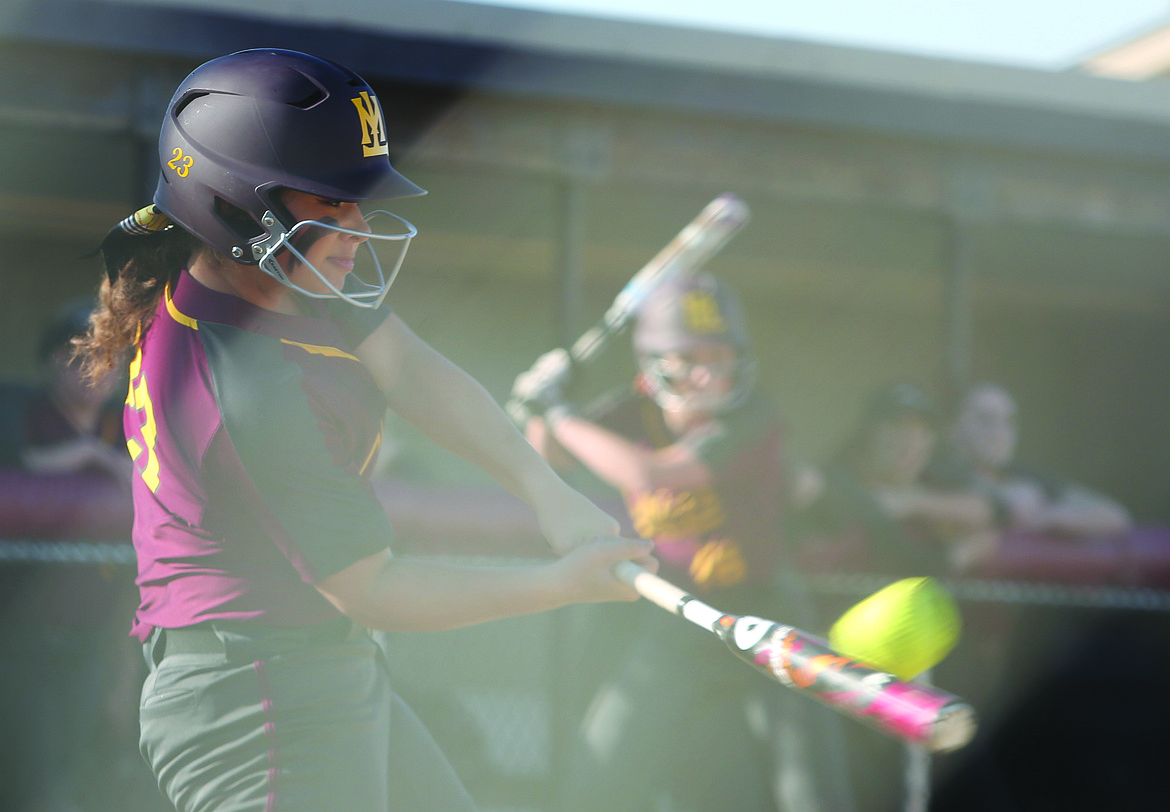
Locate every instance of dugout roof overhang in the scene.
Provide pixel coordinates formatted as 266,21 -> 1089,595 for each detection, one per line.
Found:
7,0 -> 1170,165
8,0 -> 1170,330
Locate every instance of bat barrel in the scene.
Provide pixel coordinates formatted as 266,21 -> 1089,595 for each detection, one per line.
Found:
614,563 -> 979,753
929,702 -> 978,753
738,622 -> 978,753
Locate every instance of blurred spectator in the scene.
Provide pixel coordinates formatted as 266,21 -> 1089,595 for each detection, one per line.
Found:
940,381 -> 1132,539
0,298 -> 150,812
0,298 -> 128,481
799,382 -> 999,577
927,385 -> 1136,812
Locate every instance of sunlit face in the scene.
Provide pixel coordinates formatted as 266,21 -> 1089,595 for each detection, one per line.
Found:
954,383 -> 1017,471
867,413 -> 936,486
277,189 -> 372,295
655,344 -> 738,394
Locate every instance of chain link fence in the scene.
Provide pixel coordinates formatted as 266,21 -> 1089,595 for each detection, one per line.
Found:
4,539 -> 1170,811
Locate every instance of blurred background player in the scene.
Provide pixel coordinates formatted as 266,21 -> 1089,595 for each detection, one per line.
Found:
939,381 -> 1132,539
513,271 -> 852,812
798,381 -> 999,578
927,383 -> 1146,812
0,298 -> 148,812
0,297 -> 128,480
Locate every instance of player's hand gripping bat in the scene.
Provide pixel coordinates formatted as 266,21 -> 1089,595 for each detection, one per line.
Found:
507,193 -> 750,424
613,561 -> 978,753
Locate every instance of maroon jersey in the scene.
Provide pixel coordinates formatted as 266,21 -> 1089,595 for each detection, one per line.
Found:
596,387 -> 789,595
124,270 -> 394,641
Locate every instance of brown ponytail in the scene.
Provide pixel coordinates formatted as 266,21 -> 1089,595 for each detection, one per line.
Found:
74,226 -> 203,385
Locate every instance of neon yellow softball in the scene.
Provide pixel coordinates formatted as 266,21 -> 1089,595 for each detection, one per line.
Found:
828,576 -> 961,681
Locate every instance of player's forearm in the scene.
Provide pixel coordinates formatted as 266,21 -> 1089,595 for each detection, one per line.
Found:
1040,500 -> 1132,537
321,553 -> 570,632
524,415 -> 578,470
317,540 -> 650,631
21,439 -> 133,483
367,317 -> 557,501
880,488 -> 994,528
359,316 -> 619,550
545,414 -> 650,490
549,416 -> 678,493
402,361 -> 550,499
931,493 -> 995,527
547,414 -> 708,492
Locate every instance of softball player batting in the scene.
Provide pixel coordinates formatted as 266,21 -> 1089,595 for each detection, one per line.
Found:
74,48 -> 655,812
513,273 -> 855,812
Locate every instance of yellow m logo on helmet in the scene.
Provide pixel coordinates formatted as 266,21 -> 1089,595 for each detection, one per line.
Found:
681,291 -> 726,334
351,91 -> 389,157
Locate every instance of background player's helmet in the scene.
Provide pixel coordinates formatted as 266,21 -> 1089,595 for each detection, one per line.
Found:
154,48 -> 426,307
865,381 -> 940,426
633,272 -> 757,413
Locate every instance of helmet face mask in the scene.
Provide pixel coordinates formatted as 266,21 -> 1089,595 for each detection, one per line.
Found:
633,273 -> 756,415
153,49 -> 426,307
639,348 -> 757,414
254,207 -> 416,309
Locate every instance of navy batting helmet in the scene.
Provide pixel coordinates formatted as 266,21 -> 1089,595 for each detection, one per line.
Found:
154,49 -> 425,307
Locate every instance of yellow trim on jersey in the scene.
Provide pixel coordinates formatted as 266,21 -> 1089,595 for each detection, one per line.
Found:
165,285 -> 199,331
164,283 -> 357,360
359,427 -> 384,476
280,338 -> 360,362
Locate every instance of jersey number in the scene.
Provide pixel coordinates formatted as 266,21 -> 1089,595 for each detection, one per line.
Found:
126,347 -> 161,492
167,147 -> 193,177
